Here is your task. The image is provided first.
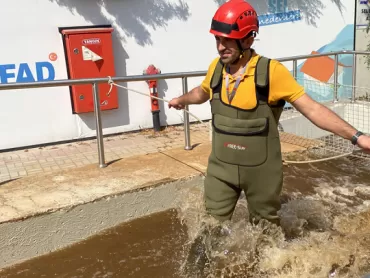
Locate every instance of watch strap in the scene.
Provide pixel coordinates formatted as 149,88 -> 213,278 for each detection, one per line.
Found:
351,131 -> 364,145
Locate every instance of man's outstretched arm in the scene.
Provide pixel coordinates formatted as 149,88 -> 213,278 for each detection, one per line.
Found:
168,86 -> 210,110
291,94 -> 370,153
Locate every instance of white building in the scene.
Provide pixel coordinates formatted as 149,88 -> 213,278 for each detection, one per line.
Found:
0,0 -> 358,150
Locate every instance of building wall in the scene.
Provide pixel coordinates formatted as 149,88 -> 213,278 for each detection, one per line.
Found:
355,0 -> 370,97
355,29 -> 370,98
0,0 -> 356,150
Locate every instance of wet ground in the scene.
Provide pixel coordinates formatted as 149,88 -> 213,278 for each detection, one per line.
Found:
1,156 -> 370,278
0,209 -> 188,278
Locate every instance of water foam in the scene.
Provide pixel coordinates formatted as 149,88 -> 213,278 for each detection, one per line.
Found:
176,157 -> 370,278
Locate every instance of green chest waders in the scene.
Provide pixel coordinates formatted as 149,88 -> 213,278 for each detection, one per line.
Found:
204,56 -> 285,225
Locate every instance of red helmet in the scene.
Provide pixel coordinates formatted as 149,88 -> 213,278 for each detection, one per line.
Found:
210,0 -> 259,39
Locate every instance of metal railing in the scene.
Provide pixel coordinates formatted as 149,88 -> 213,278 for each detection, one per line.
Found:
0,50 -> 369,168
277,50 -> 370,102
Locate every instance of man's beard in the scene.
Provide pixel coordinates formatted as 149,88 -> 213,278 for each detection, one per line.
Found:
219,54 -> 240,65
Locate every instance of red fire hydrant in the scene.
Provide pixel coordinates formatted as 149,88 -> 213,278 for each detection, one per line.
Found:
143,64 -> 161,132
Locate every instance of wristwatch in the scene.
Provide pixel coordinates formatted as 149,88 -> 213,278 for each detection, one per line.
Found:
351,131 -> 364,145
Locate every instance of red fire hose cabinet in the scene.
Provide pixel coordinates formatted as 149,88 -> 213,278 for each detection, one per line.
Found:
60,26 -> 118,114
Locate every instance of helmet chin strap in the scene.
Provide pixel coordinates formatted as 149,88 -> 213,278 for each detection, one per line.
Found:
229,31 -> 256,65
230,40 -> 250,65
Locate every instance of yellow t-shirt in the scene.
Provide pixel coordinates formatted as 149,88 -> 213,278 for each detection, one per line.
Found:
200,52 -> 305,109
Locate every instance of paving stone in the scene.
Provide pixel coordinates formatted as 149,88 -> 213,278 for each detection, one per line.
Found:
0,123 -> 210,183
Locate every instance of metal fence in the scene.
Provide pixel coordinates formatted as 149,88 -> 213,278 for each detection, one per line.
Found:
0,50 -> 369,168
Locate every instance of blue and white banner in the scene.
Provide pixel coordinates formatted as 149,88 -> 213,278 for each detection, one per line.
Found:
258,0 -> 301,26
357,0 -> 370,28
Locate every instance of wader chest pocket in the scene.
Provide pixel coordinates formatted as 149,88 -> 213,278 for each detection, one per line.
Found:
212,114 -> 269,166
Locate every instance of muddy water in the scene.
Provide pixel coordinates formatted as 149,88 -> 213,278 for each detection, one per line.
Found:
0,209 -> 188,278
1,156 -> 370,278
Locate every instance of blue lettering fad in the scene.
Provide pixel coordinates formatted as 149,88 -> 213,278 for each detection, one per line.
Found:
0,62 -> 56,84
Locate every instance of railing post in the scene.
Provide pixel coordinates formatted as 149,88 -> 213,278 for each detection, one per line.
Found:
292,59 -> 297,80
182,77 -> 192,150
92,83 -> 107,168
352,54 -> 357,102
333,54 -> 339,102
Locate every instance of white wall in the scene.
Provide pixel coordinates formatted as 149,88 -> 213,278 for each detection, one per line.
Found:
0,0 -> 355,150
254,0 -> 355,70
355,0 -> 370,95
355,29 -> 370,94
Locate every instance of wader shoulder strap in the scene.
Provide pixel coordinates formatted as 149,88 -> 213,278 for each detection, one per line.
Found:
254,56 -> 271,102
255,56 -> 286,110
210,59 -> 224,94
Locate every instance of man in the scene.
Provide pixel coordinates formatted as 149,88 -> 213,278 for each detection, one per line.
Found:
168,0 -> 370,226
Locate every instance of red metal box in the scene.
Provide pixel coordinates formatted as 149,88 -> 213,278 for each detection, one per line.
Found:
60,26 -> 118,114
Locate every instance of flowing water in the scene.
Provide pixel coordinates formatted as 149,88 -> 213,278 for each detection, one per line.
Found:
1,156 -> 370,278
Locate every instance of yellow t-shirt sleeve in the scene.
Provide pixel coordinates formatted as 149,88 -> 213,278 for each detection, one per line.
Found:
269,60 -> 305,103
200,58 -> 220,95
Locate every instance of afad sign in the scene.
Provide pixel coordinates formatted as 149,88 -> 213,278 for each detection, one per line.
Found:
0,61 -> 55,84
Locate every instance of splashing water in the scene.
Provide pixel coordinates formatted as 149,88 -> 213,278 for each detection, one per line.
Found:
176,160 -> 370,278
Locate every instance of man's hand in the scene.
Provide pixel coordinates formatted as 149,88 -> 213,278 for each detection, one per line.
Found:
168,86 -> 210,110
168,97 -> 185,110
357,135 -> 370,154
